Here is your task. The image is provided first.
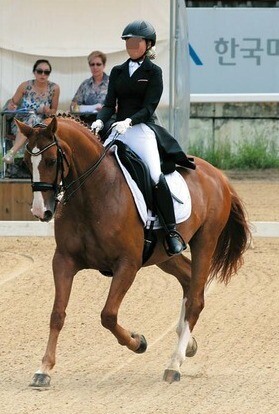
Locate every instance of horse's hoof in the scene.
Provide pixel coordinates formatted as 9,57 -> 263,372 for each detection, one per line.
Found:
131,333 -> 148,354
29,373 -> 51,388
186,336 -> 198,357
163,369 -> 181,383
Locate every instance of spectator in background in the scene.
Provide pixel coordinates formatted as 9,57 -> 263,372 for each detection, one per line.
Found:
2,59 -> 60,164
70,50 -> 109,124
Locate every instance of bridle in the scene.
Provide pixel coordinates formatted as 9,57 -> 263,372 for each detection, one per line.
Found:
25,130 -> 117,206
25,134 -> 69,207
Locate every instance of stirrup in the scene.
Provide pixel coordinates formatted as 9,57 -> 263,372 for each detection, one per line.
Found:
165,230 -> 187,256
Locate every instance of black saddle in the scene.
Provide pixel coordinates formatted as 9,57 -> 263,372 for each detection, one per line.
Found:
113,140 -> 154,211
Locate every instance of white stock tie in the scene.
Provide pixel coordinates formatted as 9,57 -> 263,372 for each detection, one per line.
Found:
129,61 -> 142,77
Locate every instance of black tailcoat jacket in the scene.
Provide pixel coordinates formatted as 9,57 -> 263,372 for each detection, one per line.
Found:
97,57 -> 195,173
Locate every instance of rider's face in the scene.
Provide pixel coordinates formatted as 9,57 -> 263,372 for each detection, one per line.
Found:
126,37 -> 147,60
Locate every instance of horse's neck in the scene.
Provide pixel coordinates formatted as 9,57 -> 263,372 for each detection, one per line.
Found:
65,138 -> 119,203
67,133 -> 103,174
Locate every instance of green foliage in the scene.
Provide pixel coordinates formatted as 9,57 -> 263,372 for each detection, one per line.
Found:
189,137 -> 279,170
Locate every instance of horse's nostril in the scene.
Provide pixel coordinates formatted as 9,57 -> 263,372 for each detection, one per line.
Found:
43,210 -> 53,222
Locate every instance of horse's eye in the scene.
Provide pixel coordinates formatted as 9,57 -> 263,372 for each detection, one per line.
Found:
45,158 -> 57,168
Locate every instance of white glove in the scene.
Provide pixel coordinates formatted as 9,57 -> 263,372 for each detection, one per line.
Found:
91,119 -> 104,134
112,118 -> 132,135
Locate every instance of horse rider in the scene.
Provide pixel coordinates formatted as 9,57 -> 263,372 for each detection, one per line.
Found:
91,20 -> 195,256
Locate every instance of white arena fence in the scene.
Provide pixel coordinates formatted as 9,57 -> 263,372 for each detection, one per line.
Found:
0,221 -> 278,238
190,93 -> 279,103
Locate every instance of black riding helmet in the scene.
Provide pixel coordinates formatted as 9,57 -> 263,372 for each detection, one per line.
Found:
121,20 -> 156,46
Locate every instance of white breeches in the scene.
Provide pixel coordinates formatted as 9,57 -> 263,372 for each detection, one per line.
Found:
104,123 -> 162,184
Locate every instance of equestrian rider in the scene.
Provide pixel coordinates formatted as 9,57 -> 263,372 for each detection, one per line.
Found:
91,20 -> 195,256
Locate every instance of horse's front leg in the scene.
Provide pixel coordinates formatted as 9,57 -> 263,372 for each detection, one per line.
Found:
101,262 -> 147,354
29,252 -> 77,388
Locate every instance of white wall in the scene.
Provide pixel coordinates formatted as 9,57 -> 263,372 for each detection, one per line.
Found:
0,0 -> 170,111
0,41 -> 170,112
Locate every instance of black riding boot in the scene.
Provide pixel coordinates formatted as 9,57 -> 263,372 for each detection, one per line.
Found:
153,174 -> 186,256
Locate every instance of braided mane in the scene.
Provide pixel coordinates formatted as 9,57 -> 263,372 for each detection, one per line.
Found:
54,112 -> 93,131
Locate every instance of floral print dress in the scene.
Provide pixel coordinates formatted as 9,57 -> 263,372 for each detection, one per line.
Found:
11,79 -> 56,134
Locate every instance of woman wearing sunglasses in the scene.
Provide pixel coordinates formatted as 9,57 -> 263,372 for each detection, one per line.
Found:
70,50 -> 109,124
92,20 -> 195,256
2,59 -> 60,164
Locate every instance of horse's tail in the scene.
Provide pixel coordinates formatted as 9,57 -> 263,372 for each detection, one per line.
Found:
209,187 -> 252,285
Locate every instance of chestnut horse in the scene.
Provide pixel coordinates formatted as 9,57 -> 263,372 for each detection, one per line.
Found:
17,116 -> 250,387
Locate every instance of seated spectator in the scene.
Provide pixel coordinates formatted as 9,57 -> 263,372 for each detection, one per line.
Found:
70,51 -> 109,124
2,59 -> 60,164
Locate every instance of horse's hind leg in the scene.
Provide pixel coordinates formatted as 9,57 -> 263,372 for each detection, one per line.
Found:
29,252 -> 77,388
161,234 -> 219,383
157,255 -> 197,383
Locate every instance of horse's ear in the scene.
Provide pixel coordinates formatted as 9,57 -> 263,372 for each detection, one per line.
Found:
46,116 -> 58,135
15,119 -> 33,138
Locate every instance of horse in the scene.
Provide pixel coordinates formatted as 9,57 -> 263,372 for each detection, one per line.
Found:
16,115 -> 251,387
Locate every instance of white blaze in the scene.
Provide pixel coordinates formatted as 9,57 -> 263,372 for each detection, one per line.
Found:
30,147 -> 46,219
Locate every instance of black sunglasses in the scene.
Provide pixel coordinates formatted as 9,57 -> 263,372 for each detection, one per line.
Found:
36,69 -> 51,75
89,63 -> 102,67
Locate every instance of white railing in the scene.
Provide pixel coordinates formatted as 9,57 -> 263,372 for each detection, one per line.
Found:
0,221 -> 278,237
190,94 -> 279,103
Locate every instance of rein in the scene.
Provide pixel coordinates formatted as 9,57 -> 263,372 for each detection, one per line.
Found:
26,131 -> 118,205
61,136 -> 116,203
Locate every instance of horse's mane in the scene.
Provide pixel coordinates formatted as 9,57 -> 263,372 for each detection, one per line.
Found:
45,113 -> 104,149
54,112 -> 93,132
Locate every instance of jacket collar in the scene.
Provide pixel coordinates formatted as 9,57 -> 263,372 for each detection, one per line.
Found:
119,57 -> 153,72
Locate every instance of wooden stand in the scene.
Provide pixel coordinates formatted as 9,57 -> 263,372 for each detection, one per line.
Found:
0,179 -> 36,221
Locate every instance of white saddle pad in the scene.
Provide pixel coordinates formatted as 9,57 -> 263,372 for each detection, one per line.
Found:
112,145 -> 191,230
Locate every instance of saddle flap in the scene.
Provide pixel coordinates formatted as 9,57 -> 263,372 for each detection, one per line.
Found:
113,140 -> 154,210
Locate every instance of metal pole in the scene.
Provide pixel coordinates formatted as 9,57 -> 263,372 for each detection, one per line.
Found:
169,0 -> 176,135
